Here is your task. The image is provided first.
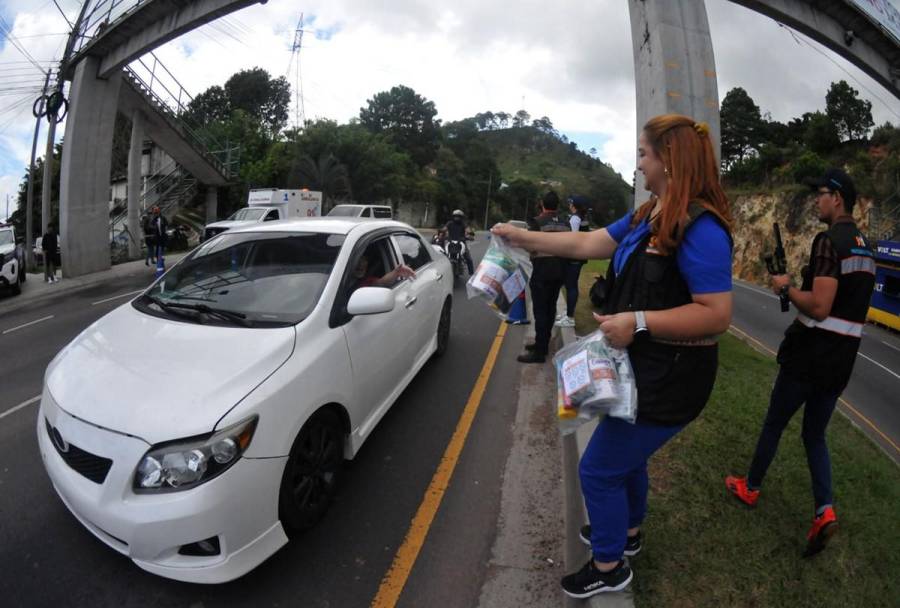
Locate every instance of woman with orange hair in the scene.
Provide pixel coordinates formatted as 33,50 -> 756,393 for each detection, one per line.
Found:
492,114 -> 733,598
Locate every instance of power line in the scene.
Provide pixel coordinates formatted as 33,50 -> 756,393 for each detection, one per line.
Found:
0,16 -> 47,73
778,22 -> 900,122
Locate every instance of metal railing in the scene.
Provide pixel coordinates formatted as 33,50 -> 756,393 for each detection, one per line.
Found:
73,0 -> 147,55
123,53 -> 238,180
109,162 -> 198,244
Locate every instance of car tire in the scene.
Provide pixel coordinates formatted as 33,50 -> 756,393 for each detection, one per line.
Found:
434,299 -> 451,357
278,409 -> 344,535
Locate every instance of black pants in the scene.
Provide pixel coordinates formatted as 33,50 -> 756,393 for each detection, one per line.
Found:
530,275 -> 564,354
563,261 -> 583,317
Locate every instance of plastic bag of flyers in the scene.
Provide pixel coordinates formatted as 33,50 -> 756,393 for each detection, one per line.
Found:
466,234 -> 532,320
554,329 -> 637,434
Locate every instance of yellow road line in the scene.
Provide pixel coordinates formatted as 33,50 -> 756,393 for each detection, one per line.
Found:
728,324 -> 900,457
370,322 -> 508,608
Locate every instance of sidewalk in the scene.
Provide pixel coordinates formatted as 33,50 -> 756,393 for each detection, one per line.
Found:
0,252 -> 188,318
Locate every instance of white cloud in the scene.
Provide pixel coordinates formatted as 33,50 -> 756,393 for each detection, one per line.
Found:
1,0 -> 898,219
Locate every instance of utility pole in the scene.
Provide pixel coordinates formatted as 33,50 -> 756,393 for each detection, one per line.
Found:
41,0 -> 91,236
483,173 -> 492,230
26,69 -> 52,270
290,13 -> 306,130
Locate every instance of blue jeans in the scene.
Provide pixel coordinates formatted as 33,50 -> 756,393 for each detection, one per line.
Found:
579,416 -> 684,562
563,262 -> 582,317
747,369 -> 839,508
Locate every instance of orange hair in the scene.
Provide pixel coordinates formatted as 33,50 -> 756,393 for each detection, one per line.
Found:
634,114 -> 732,254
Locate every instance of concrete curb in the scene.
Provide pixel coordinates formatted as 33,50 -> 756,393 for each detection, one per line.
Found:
0,253 -> 188,317
557,297 -> 635,608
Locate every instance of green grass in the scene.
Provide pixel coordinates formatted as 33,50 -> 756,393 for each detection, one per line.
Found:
572,275 -> 900,608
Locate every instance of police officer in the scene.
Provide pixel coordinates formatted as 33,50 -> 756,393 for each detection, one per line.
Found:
518,191 -> 571,363
726,168 -> 876,557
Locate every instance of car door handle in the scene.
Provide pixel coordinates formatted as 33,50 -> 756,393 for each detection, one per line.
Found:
435,273 -> 443,282
405,296 -> 418,308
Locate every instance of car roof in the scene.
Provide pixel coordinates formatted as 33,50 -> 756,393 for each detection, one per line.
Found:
225,217 -> 414,237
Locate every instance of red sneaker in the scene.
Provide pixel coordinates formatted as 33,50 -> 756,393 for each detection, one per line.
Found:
725,475 -> 759,506
804,507 -> 838,557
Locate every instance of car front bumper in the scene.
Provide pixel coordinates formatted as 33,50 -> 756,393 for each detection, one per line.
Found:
37,391 -> 289,584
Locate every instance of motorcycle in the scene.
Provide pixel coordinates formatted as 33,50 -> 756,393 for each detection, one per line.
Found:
444,240 -> 468,280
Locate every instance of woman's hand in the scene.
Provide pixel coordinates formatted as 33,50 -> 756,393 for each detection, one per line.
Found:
490,223 -> 529,248
394,264 -> 416,281
593,312 -> 636,348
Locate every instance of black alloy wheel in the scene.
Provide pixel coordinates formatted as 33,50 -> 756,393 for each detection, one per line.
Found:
434,299 -> 452,357
278,410 -> 344,534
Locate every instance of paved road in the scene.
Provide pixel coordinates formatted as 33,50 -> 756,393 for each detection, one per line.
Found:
731,279 -> 900,463
0,238 -> 538,607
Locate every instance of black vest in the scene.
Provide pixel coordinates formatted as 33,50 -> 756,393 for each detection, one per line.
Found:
603,203 -> 731,426
530,212 -> 570,281
777,218 -> 875,392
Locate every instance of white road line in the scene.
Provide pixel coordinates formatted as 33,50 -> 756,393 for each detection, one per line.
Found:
0,395 -> 40,420
91,289 -> 144,306
858,352 -> 900,381
881,340 -> 900,354
733,280 -> 778,300
1,315 -> 54,335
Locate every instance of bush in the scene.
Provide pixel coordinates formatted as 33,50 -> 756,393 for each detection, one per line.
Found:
791,151 -> 827,183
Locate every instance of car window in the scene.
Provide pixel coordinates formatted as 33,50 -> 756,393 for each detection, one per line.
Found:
394,233 -> 432,270
136,231 -> 345,326
0,230 -> 13,247
227,208 -> 268,221
327,205 -> 362,217
264,210 -> 280,221
361,208 -> 371,218
346,237 -> 399,293
373,208 -> 392,218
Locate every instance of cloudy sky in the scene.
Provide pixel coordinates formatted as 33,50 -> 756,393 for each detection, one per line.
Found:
1,0 -> 898,221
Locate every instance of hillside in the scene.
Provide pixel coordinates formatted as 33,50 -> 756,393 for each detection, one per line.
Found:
479,127 -> 632,224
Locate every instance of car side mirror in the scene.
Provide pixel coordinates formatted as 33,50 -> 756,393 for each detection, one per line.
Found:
347,287 -> 395,315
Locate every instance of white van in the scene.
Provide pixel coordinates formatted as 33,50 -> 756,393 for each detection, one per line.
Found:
327,204 -> 392,219
204,190 -> 322,241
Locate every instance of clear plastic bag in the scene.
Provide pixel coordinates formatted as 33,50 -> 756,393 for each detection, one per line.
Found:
466,234 -> 533,320
554,329 -> 637,434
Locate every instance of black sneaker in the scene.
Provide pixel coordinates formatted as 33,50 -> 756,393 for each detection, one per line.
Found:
579,525 -> 642,556
560,559 -> 633,598
517,351 -> 546,363
524,342 -> 538,351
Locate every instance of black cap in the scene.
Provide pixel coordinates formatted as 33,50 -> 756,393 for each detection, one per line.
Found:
805,168 -> 856,209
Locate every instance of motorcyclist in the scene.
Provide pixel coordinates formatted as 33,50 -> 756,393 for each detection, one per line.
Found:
443,209 -> 474,274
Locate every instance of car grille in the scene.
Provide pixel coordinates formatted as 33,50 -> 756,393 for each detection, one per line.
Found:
45,419 -> 113,484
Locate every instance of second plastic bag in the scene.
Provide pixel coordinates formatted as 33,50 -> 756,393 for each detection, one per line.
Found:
466,234 -> 533,320
554,329 -> 637,434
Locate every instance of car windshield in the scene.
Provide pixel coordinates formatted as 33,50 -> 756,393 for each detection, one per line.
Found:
227,208 -> 267,221
135,231 -> 345,327
327,206 -> 362,217
0,230 -> 12,247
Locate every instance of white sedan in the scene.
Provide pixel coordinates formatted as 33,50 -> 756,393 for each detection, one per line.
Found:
37,218 -> 453,583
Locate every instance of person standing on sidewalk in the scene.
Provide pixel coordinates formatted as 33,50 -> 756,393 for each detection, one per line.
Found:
151,206 -> 168,263
517,190 -> 570,364
41,224 -> 58,283
142,212 -> 156,266
555,196 -> 590,329
725,168 -> 875,557
493,114 -> 733,597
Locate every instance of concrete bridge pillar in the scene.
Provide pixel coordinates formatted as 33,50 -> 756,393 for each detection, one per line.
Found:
127,109 -> 145,259
629,0 -> 720,206
59,55 -> 121,277
205,186 -> 218,225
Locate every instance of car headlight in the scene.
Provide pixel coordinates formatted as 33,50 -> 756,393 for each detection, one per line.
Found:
133,416 -> 258,492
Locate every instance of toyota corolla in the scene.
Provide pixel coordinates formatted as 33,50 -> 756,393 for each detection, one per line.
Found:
37,218 -> 452,583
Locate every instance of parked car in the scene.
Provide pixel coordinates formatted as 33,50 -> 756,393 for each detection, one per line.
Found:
37,218 -> 452,584
0,224 -> 25,295
327,204 -> 392,219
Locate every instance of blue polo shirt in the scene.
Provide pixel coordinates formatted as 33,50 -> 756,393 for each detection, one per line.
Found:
606,212 -> 732,294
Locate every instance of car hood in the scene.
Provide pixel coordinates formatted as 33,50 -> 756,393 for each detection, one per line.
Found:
46,303 -> 295,445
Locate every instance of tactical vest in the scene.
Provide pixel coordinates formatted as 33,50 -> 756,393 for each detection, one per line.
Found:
530,212 -> 570,281
777,218 -> 875,392
603,202 -> 731,426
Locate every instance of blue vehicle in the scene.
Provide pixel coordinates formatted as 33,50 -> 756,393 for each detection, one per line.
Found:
868,240 -> 900,331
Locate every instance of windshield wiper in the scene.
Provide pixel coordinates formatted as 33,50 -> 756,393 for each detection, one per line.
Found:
148,296 -> 250,327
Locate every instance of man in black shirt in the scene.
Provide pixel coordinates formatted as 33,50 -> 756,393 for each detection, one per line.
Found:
519,191 -> 570,363
442,209 -> 474,274
726,169 -> 876,556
